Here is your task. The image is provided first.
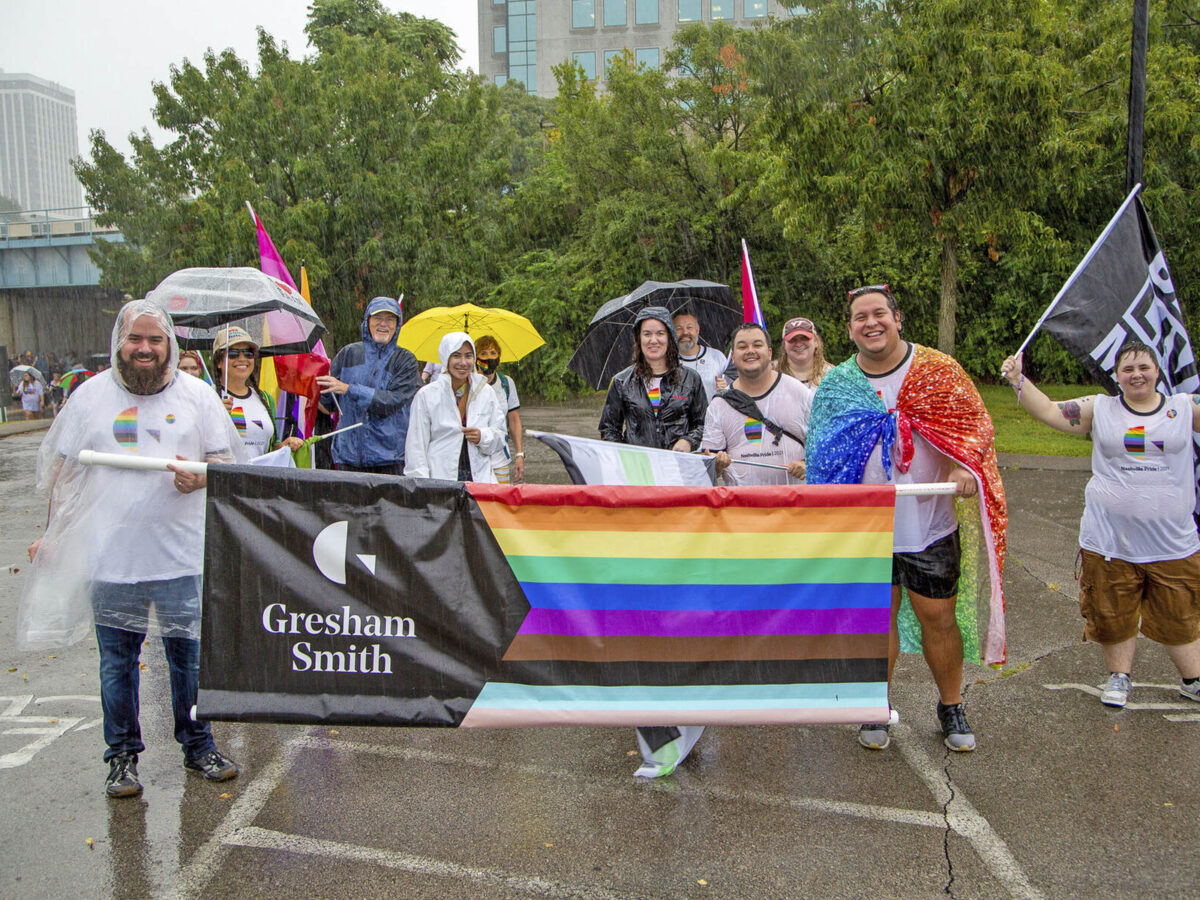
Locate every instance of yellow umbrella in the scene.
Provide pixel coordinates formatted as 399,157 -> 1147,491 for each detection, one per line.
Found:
397,303 -> 545,363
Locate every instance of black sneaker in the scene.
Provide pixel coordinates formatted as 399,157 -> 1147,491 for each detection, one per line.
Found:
936,701 -> 976,752
105,752 -> 143,798
184,749 -> 239,782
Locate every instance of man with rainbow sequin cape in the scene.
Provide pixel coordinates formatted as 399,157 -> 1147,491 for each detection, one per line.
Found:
806,285 -> 1007,754
21,300 -> 247,798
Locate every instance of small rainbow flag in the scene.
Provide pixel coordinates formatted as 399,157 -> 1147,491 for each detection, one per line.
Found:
461,483 -> 894,728
743,417 -> 764,443
646,385 -> 661,408
112,406 -> 138,451
1124,425 -> 1145,456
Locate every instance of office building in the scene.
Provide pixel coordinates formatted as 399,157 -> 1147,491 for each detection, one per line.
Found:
479,0 -> 799,96
0,71 -> 84,213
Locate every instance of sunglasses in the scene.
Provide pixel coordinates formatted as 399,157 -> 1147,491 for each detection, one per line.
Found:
222,348 -> 257,359
847,283 -> 892,302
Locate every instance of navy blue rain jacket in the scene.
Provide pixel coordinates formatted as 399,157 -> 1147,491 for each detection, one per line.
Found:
329,298 -> 420,467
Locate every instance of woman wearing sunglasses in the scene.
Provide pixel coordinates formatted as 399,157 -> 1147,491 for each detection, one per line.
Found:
211,327 -> 303,458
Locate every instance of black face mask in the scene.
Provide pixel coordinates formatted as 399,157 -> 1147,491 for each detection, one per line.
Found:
477,357 -> 499,376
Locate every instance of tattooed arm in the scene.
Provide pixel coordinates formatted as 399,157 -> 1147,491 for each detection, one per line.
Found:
1000,353 -> 1095,435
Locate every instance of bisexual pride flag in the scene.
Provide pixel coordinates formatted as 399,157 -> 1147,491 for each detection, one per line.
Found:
461,483 -> 893,728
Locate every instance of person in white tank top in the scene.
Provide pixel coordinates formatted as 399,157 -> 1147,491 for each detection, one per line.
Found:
1002,341 -> 1200,709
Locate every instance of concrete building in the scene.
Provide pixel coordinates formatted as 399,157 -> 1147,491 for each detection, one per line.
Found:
479,1 -> 799,96
0,71 -> 84,214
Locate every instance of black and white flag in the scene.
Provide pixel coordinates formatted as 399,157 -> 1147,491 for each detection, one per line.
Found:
1024,185 -> 1198,395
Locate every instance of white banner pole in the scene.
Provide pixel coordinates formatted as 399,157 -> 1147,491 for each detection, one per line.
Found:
78,450 -> 208,474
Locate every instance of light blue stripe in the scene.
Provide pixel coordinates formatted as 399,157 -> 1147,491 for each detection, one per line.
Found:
472,681 -> 888,710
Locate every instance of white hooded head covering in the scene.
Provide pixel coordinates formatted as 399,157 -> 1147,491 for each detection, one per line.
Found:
110,298 -> 180,390
437,331 -> 475,368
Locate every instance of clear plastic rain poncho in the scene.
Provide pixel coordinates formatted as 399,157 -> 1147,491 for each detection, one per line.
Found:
17,300 -> 247,649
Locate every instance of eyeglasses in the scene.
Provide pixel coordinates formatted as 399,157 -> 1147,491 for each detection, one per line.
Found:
847,283 -> 892,302
222,348 -> 256,359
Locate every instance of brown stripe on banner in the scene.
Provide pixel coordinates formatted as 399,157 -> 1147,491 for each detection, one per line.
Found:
502,633 -> 889,662
476,503 -> 894,536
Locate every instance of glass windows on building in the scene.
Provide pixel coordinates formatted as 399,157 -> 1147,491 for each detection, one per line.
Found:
710,0 -> 732,19
744,0 -> 768,17
572,0 -> 595,28
678,0 -> 701,22
494,75 -> 508,86
604,0 -> 627,26
635,47 -> 660,68
493,26 -> 507,53
604,49 -> 625,74
574,51 -> 597,80
507,1 -> 538,92
635,0 -> 658,25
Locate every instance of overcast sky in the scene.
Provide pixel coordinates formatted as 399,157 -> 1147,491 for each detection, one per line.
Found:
0,0 -> 480,156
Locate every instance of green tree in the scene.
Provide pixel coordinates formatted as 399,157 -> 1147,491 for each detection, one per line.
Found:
76,4 -> 547,350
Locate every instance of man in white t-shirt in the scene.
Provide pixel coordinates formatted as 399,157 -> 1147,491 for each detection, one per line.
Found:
26,300 -> 246,799
674,308 -> 729,402
840,286 -> 980,753
701,323 -> 811,486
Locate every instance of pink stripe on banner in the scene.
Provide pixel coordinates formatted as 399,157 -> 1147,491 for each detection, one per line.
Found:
461,705 -> 887,728
517,607 -> 889,637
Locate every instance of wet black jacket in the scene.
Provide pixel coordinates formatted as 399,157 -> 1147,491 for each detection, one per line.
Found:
599,365 -> 707,450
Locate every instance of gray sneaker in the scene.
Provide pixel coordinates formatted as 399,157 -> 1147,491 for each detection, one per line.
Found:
1180,680 -> 1200,703
858,722 -> 891,750
936,702 -> 976,752
1101,673 -> 1132,708
105,752 -> 142,798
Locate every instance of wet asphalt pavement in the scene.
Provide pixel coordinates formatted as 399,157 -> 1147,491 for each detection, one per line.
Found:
1,401 -> 1198,899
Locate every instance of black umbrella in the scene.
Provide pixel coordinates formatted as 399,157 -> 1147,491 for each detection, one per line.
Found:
567,280 -> 740,390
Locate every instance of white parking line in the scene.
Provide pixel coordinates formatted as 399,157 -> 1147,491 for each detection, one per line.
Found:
185,730 -> 1042,899
175,728 -> 316,900
895,725 -> 1046,900
1044,682 -> 1200,711
226,826 -> 634,900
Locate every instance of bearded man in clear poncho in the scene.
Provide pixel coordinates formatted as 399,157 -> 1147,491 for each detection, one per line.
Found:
21,300 -> 247,798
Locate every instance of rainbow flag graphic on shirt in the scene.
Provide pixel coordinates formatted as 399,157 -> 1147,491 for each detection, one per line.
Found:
459,483 -> 894,728
230,407 -> 247,436
1124,425 -> 1145,456
647,385 -> 661,408
112,407 -> 138,451
743,417 -> 764,444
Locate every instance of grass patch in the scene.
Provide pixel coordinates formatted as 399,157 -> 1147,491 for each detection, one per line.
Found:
978,383 -> 1096,457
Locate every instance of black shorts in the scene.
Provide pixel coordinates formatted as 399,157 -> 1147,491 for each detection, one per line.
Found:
892,528 -> 961,600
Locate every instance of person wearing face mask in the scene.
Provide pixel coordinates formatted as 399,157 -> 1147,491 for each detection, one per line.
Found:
474,335 -> 524,484
316,297 -> 420,475
404,332 -> 506,482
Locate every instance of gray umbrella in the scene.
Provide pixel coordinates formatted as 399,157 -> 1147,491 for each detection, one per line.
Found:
9,364 -> 47,389
567,280 -> 740,390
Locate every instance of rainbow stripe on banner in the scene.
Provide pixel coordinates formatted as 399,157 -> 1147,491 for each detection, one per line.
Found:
461,483 -> 895,728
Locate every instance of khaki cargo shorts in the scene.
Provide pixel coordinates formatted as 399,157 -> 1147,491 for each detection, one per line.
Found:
1078,548 -> 1200,645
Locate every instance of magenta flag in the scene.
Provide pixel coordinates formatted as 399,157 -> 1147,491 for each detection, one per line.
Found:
741,239 -> 765,327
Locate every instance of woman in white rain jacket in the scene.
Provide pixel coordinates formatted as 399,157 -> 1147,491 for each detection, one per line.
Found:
404,331 -> 506,483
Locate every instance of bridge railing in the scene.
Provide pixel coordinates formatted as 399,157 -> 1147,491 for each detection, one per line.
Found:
0,207 -> 121,245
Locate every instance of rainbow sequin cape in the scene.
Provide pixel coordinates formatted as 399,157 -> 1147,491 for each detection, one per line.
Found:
807,345 -> 1007,666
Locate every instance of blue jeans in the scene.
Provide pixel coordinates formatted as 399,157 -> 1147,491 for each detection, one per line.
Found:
93,578 -> 214,763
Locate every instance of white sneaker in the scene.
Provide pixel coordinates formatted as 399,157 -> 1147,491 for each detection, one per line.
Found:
1180,680 -> 1200,703
1101,673 -> 1132,708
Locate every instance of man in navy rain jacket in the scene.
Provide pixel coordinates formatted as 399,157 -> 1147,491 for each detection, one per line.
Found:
315,296 -> 420,474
